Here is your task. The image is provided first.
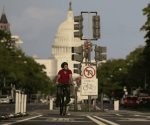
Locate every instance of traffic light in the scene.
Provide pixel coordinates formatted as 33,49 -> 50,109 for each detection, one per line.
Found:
92,15 -> 100,39
72,46 -> 83,62
94,45 -> 107,61
73,63 -> 82,74
83,41 -> 92,59
74,15 -> 83,39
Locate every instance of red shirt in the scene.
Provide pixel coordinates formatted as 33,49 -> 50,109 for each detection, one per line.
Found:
58,69 -> 72,84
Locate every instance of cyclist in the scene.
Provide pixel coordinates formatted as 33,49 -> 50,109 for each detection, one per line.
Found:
55,62 -> 72,115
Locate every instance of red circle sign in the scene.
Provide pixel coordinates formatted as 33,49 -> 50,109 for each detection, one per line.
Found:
83,66 -> 96,78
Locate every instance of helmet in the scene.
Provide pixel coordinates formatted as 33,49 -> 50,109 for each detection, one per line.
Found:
61,62 -> 68,68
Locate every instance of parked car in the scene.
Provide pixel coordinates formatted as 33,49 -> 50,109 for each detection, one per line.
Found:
121,96 -> 140,107
103,94 -> 110,103
138,96 -> 150,105
0,95 -> 12,104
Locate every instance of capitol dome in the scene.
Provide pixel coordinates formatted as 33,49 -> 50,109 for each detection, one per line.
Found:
51,2 -> 83,75
56,19 -> 74,43
52,2 -> 82,47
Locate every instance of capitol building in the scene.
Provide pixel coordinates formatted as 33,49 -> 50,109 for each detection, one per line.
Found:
35,3 -> 83,80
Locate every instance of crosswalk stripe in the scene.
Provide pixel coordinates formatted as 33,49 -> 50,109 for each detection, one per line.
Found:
94,116 -> 120,125
115,114 -> 122,116
87,116 -> 107,125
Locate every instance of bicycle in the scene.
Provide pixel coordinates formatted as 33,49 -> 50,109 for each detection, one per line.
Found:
56,84 -> 70,116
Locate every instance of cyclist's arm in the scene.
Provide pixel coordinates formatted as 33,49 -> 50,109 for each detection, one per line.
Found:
69,74 -> 73,84
56,74 -> 60,84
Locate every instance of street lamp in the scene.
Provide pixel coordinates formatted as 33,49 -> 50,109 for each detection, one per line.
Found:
123,86 -> 128,97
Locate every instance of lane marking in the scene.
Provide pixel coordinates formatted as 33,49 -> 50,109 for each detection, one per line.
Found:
87,116 -> 107,125
115,114 -> 122,116
134,115 -> 140,117
146,116 -> 150,118
2,115 -> 43,125
46,117 -> 90,122
118,118 -> 150,122
94,116 -> 120,125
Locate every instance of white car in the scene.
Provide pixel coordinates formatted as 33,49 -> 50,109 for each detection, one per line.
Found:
0,95 -> 11,104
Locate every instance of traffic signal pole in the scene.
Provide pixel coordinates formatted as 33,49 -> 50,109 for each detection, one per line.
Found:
87,13 -> 92,112
73,11 -> 106,112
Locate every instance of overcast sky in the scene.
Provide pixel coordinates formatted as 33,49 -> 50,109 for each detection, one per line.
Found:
0,0 -> 149,59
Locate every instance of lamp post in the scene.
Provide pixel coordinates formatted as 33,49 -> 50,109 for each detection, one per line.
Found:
123,86 -> 128,97
144,72 -> 148,89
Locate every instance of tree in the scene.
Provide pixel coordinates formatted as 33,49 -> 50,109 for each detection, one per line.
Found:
126,46 -> 145,88
0,30 -> 54,95
97,59 -> 127,99
141,3 -> 150,88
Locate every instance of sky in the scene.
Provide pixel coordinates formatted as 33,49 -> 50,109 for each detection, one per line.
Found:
0,0 -> 149,59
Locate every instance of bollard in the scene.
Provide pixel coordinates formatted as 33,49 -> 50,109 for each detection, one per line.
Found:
21,93 -> 24,113
49,98 -> 54,110
15,91 -> 19,114
15,91 -> 27,115
114,100 -> 119,111
23,95 -> 27,113
18,91 -> 21,113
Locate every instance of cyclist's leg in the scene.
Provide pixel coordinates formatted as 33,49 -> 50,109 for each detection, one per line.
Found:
56,86 -> 61,107
62,87 -> 67,116
65,85 -> 70,104
59,86 -> 65,116
60,95 -> 63,115
62,94 -> 65,115
61,88 -> 67,116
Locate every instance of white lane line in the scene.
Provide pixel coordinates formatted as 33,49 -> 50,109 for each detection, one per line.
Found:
46,117 -> 90,122
2,115 -> 43,125
115,114 -> 122,116
118,118 -> 150,121
94,116 -> 120,125
134,115 -> 140,117
86,116 -> 107,125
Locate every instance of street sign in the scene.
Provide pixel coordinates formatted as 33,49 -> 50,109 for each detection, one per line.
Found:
81,78 -> 98,96
83,65 -> 96,79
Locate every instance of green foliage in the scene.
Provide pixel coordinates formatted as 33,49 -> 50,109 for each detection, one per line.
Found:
97,47 -> 146,98
0,30 -> 54,95
97,59 -> 127,98
126,47 -> 145,88
141,3 -> 150,88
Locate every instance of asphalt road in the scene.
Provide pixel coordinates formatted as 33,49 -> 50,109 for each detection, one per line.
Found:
0,103 -> 49,114
1,103 -> 150,125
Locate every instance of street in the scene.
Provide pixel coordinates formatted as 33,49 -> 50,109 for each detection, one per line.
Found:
1,103 -> 150,125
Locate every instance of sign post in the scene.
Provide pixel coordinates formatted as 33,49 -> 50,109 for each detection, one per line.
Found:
81,65 -> 98,111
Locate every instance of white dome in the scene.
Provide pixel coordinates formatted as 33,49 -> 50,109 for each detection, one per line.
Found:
51,3 -> 83,76
53,10 -> 75,47
57,20 -> 74,38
